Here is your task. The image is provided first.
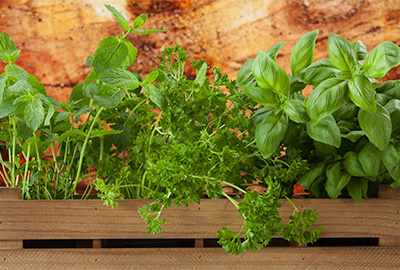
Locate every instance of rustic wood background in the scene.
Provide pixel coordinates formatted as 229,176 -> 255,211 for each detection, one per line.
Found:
0,0 -> 399,101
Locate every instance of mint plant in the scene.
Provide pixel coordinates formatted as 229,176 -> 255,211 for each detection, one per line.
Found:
238,30 -> 400,202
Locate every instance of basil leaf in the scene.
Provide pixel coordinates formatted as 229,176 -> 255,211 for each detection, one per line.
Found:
380,143 -> 399,172
236,59 -> 257,88
105,5 -> 130,31
299,58 -> 339,86
298,162 -> 325,188
290,29 -> 318,76
328,33 -> 357,73
252,50 -> 290,96
347,178 -> 365,202
343,151 -> 367,177
348,75 -> 377,112
341,130 -> 365,143
244,86 -> 279,108
359,143 -> 382,176
351,40 -> 368,60
306,114 -> 341,148
363,41 -> 400,79
306,77 -> 347,123
266,41 -> 286,61
283,98 -> 309,123
358,103 -> 391,151
384,99 -> 400,133
325,162 -> 351,199
255,110 -> 288,158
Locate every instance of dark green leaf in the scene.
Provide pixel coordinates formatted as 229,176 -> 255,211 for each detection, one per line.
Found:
255,110 -> 288,158
358,103 -> 391,151
343,151 -> 367,177
347,178 -> 365,202
91,129 -> 123,137
92,36 -> 128,73
328,33 -> 357,73
283,98 -> 309,123
290,29 -> 318,76
105,5 -> 130,31
0,99 -> 18,118
298,162 -> 325,188
253,50 -> 290,96
362,41 -> 400,79
306,77 -> 347,123
380,143 -> 399,173
384,99 -> 400,132
306,114 -> 341,148
299,58 -> 339,86
341,130 -> 364,143
55,112 -> 71,123
358,143 -> 382,176
348,75 -> 377,112
244,86 -> 279,108
325,162 -> 351,199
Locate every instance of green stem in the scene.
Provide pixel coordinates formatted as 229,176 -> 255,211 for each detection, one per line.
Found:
284,195 -> 299,215
22,143 -> 31,200
11,117 -> 16,186
69,107 -> 104,197
220,180 -> 247,194
221,191 -> 240,209
148,112 -> 162,153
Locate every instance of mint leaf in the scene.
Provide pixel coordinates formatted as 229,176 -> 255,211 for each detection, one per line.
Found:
92,36 -> 129,73
133,14 -> 148,29
100,68 -> 139,89
0,32 -> 20,63
24,96 -> 44,131
105,5 -> 130,31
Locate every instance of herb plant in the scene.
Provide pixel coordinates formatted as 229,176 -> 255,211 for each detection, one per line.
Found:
238,30 -> 400,201
0,5 -> 323,255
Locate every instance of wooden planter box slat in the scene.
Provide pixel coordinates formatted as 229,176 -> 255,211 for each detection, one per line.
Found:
1,247 -> 399,270
0,186 -> 399,269
0,196 -> 399,240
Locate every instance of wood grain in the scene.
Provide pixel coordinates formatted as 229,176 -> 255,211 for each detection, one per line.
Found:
0,0 -> 399,100
0,247 -> 399,270
0,196 -> 399,241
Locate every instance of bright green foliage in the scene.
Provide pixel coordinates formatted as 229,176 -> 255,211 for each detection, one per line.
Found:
239,29 -> 400,202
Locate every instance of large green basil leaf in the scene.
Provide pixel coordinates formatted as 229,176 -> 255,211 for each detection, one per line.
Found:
362,41 -> 400,79
343,151 -> 367,177
328,33 -> 357,73
283,98 -> 309,123
255,110 -> 288,158
243,86 -> 279,108
299,58 -> 339,86
348,75 -> 377,112
306,114 -> 341,148
290,30 -> 319,76
306,77 -> 347,123
236,59 -> 257,88
298,162 -> 325,188
347,178 -> 367,202
351,40 -> 368,61
380,143 -> 399,175
358,103 -> 391,151
384,99 -> 400,133
358,143 -> 383,176
332,100 -> 358,121
376,80 -> 400,99
252,50 -> 290,96
325,162 -> 351,199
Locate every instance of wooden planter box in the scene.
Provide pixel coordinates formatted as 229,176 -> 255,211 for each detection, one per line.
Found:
0,186 -> 399,269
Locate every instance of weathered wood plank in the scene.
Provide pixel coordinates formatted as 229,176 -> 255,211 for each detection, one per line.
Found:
0,247 -> 399,270
0,197 -> 399,240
